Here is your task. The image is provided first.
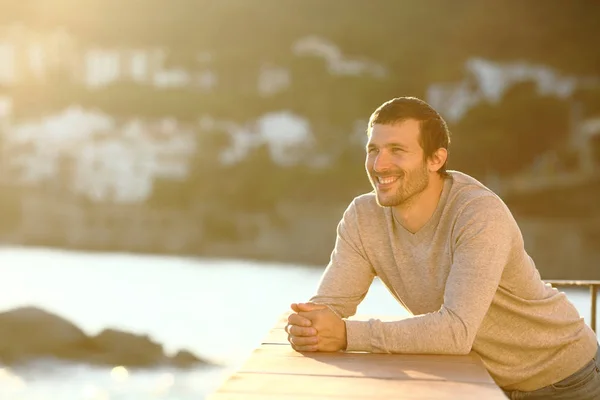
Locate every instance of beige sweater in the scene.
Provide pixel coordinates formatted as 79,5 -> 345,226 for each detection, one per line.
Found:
309,171 -> 597,391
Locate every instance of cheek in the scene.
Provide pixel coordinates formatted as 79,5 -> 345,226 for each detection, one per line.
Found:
400,156 -> 421,170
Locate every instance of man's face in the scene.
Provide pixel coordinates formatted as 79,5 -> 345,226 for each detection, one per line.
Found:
365,120 -> 430,207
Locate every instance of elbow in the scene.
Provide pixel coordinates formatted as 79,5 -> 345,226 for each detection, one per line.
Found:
456,326 -> 477,355
455,340 -> 473,355
434,328 -> 474,355
454,325 -> 474,355
434,339 -> 472,355
446,311 -> 476,355
447,334 -> 473,355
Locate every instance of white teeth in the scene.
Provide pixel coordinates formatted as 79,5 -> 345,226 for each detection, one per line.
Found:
378,176 -> 399,184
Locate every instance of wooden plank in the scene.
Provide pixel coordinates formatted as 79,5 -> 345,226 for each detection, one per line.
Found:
208,373 -> 504,399
238,344 -> 495,384
261,333 -> 487,367
209,394 -> 383,400
251,343 -> 486,365
208,394 -> 367,400
209,312 -> 508,399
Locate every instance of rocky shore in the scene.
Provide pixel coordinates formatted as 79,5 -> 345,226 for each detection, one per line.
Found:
0,306 -> 209,369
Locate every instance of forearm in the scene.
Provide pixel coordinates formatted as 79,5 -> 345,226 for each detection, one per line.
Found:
344,307 -> 474,354
308,200 -> 376,318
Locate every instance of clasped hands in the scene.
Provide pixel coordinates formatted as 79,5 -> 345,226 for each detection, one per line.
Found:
285,302 -> 347,352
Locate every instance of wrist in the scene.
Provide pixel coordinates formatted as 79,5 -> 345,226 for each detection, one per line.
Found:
343,320 -> 372,352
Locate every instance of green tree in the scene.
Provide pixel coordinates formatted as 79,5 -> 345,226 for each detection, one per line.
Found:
451,81 -> 570,177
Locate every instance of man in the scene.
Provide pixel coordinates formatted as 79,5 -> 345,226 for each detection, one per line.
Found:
286,97 -> 600,399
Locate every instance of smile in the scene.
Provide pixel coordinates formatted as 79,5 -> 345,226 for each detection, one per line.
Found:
377,176 -> 400,185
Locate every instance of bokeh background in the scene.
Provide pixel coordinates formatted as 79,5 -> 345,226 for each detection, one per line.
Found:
0,1 -> 598,399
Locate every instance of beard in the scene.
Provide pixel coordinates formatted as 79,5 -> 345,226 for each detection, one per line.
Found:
369,162 -> 429,207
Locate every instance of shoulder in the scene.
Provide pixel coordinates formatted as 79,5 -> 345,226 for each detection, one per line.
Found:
352,191 -> 378,209
346,191 -> 384,217
445,171 -> 519,232
447,170 -> 508,212
338,191 -> 388,232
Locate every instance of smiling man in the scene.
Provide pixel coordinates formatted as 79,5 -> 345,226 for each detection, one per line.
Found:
286,97 -> 600,399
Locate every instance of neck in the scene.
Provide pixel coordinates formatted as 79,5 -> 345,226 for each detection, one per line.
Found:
393,174 -> 445,234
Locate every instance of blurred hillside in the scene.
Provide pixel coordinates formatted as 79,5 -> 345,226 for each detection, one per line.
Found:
0,0 -> 598,278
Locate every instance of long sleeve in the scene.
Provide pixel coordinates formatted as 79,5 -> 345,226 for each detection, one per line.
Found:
309,199 -> 376,318
345,195 -> 521,354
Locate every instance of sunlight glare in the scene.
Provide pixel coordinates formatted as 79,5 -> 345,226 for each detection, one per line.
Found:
110,366 -> 129,382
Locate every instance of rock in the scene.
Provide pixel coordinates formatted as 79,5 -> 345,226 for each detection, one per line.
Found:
88,328 -> 168,367
0,306 -> 91,365
0,306 -> 209,368
171,349 -> 204,368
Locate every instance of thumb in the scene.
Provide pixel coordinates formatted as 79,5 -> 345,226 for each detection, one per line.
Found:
293,302 -> 328,312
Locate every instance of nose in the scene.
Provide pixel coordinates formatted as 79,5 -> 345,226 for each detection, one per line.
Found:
373,151 -> 392,173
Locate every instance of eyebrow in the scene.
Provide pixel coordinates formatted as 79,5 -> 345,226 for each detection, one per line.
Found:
366,142 -> 409,150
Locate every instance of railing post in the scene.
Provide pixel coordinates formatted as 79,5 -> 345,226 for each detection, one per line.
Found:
591,284 -> 597,334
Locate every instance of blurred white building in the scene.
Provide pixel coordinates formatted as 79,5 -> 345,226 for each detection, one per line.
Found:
426,57 -> 597,123
0,23 -> 216,90
292,35 -> 387,79
2,107 -> 197,203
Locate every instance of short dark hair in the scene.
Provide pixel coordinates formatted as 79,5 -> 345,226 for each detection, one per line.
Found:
368,97 -> 451,176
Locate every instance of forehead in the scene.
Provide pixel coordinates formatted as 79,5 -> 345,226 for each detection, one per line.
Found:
367,120 -> 421,147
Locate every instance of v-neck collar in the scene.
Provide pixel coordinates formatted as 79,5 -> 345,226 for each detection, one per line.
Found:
389,176 -> 453,242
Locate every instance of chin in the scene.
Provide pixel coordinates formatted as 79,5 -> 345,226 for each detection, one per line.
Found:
375,194 -> 397,207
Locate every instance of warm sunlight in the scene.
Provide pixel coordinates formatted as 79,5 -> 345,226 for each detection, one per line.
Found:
110,366 -> 129,383
0,2 -> 598,399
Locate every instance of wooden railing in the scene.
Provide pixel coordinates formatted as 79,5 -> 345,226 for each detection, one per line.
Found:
209,284 -> 598,399
208,312 -> 508,399
545,280 -> 599,333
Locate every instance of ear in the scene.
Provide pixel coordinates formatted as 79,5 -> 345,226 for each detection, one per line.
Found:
428,148 -> 448,173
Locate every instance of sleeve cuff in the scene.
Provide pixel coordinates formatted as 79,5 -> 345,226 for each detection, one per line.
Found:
344,320 -> 372,352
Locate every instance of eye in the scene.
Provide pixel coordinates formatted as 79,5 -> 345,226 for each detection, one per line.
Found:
367,147 -> 378,154
391,147 -> 404,153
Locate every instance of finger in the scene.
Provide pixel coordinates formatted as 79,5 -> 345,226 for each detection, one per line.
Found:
288,325 -> 317,337
298,310 -> 326,320
288,313 -> 312,327
294,302 -> 328,312
291,343 -> 319,352
285,321 -> 314,335
289,334 -> 318,347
